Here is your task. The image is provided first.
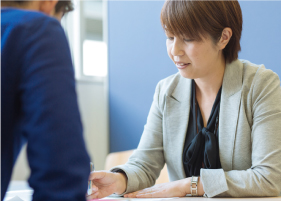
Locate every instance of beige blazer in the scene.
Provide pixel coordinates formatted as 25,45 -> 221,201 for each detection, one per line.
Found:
111,59 -> 281,197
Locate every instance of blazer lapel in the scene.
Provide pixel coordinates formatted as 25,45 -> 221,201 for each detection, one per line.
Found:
165,76 -> 192,179
219,60 -> 243,171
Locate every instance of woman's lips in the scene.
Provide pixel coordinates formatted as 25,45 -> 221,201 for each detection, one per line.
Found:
175,62 -> 190,69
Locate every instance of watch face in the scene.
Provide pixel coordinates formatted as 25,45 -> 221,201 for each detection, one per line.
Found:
192,176 -> 198,182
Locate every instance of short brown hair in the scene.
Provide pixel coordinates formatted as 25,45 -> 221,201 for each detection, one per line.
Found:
160,0 -> 243,63
1,0 -> 74,14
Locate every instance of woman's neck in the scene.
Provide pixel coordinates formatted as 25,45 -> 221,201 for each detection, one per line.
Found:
194,58 -> 225,99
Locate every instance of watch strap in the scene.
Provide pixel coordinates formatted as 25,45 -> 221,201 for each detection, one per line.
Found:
190,176 -> 199,196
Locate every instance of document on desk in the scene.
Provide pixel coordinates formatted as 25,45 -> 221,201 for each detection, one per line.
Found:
5,196 -> 24,201
4,190 -> 33,201
91,198 -> 178,201
117,199 -> 177,201
5,192 -> 177,201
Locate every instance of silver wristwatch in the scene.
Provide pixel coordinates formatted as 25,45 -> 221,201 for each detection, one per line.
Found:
190,176 -> 199,196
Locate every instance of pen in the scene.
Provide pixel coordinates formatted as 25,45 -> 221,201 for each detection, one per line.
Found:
88,162 -> 95,195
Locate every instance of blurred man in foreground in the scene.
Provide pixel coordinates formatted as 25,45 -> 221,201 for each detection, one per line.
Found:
1,1 -> 90,200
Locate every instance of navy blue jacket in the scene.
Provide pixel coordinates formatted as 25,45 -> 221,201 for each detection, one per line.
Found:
1,8 -> 90,201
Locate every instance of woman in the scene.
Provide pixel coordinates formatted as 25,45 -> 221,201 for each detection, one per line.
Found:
88,0 -> 281,198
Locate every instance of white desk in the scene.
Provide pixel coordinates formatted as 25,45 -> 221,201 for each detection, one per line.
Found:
4,181 -> 281,201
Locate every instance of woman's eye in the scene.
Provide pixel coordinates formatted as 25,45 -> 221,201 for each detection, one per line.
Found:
184,38 -> 193,42
167,37 -> 174,40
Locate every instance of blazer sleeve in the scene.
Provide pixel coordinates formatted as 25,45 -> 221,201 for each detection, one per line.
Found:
111,81 -> 166,195
201,67 -> 281,197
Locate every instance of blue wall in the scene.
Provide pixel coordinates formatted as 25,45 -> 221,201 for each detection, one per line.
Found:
108,1 -> 281,153
239,1 -> 281,76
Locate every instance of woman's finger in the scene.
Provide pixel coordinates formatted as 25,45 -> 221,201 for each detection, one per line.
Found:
86,191 -> 99,200
124,187 -> 157,198
136,190 -> 163,198
88,171 -> 106,181
134,188 -> 154,198
136,191 -> 154,198
91,185 -> 98,193
124,192 -> 137,198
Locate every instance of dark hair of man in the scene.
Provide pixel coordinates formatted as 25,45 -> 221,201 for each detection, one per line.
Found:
160,0 -> 243,63
55,0 -> 74,14
1,0 -> 74,14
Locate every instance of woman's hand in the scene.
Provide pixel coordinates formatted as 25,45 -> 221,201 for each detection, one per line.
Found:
124,177 -> 204,198
124,178 -> 190,198
86,171 -> 127,200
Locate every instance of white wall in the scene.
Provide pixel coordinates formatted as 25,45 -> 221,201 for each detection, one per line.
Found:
76,81 -> 109,170
11,81 -> 109,180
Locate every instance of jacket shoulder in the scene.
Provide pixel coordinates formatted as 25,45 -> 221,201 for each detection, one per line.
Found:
2,9 -> 54,24
240,59 -> 280,90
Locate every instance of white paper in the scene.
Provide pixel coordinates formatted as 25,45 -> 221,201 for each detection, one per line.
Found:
6,196 -> 24,201
4,190 -> 33,201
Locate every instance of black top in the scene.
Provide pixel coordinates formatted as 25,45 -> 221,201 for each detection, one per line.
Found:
183,80 -> 222,177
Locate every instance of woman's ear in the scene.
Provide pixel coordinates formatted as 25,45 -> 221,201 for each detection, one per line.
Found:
38,0 -> 59,16
218,27 -> 233,50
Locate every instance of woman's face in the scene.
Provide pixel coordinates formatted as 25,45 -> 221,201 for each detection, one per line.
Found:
166,32 -> 223,79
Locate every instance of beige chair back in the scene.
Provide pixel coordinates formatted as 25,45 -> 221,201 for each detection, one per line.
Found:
105,149 -> 169,184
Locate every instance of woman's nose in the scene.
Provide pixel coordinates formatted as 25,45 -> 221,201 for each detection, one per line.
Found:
171,39 -> 184,57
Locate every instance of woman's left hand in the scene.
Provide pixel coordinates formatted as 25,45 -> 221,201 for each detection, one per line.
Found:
124,178 -> 191,198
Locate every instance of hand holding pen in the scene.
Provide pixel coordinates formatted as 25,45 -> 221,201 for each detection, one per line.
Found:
88,162 -> 95,195
86,170 -> 128,199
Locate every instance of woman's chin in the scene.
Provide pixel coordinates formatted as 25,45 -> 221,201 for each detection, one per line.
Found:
178,70 -> 194,79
